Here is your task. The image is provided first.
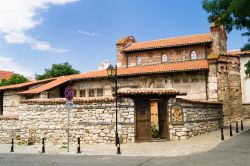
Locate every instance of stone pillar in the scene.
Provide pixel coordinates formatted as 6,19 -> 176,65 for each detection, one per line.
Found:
116,36 -> 136,68
207,61 -> 218,101
227,58 -> 243,121
210,23 -> 227,55
216,56 -> 243,123
217,63 -> 230,122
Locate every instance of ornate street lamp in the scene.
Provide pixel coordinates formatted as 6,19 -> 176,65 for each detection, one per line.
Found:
106,65 -> 117,79
106,64 -> 121,154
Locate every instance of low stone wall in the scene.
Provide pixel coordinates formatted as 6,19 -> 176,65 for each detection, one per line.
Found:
168,98 -> 223,140
3,90 -> 24,116
243,103 -> 250,119
18,97 -> 135,144
0,116 -> 20,143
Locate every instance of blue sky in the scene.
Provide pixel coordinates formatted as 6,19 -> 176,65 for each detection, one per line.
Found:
0,0 -> 248,77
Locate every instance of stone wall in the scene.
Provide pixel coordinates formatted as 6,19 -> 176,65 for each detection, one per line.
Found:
210,24 -> 227,54
3,90 -> 24,116
73,79 -> 112,97
207,62 -> 218,101
217,55 -> 243,122
243,103 -> 250,119
0,116 -> 20,143
18,97 -> 135,144
168,98 -> 223,140
47,72 -> 207,101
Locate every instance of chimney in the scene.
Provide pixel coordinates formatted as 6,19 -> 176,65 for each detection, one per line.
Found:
210,23 -> 227,54
116,36 -> 136,68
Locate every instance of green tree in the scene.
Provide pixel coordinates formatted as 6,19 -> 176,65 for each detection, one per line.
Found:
0,74 -> 28,86
35,62 -> 80,80
245,60 -> 250,76
202,0 -> 250,50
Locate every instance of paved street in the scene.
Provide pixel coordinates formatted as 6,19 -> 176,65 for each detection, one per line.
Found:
0,129 -> 250,166
2,120 -> 250,157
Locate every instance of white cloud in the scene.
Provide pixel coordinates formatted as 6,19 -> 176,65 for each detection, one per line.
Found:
78,30 -> 101,37
30,40 -> 67,53
0,56 -> 33,77
0,0 -> 78,52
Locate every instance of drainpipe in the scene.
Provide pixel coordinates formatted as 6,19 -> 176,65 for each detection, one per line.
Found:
204,43 -> 208,59
126,54 -> 129,68
205,70 -> 209,100
204,43 -> 209,100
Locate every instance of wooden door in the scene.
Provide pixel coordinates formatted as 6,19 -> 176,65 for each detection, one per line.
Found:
158,100 -> 169,140
0,92 -> 3,115
135,99 -> 151,141
150,100 -> 158,125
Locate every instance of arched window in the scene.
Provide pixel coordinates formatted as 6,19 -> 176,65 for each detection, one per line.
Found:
136,56 -> 142,65
161,54 -> 168,63
147,80 -> 154,88
190,51 -> 197,60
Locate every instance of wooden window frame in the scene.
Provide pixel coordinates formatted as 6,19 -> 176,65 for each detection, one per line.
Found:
97,89 -> 104,97
88,89 -> 95,97
80,90 -> 86,97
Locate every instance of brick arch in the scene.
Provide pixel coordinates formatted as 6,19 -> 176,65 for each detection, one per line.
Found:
147,80 -> 155,88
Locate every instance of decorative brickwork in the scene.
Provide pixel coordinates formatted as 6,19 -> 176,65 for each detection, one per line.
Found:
210,24 -> 227,54
124,45 -> 207,67
216,55 -> 243,122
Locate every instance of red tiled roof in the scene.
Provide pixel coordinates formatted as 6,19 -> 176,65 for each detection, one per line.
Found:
0,71 -> 13,80
0,78 -> 56,91
177,98 -> 222,105
0,115 -> 19,120
20,60 -> 208,95
225,50 -> 250,56
123,33 -> 213,52
117,88 -> 186,97
20,97 -> 115,104
19,77 -> 70,95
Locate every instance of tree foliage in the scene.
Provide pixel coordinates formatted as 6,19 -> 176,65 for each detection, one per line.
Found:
245,60 -> 250,76
202,0 -> 250,50
0,73 -> 28,86
35,62 -> 80,80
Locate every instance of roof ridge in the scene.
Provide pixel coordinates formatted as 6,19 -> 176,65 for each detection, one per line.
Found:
0,77 -> 56,91
129,33 -> 211,45
19,60 -> 208,95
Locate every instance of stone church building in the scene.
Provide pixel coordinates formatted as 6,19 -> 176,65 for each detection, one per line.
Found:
0,25 -> 247,144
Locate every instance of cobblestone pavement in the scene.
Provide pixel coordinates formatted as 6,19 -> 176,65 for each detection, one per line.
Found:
0,120 -> 249,157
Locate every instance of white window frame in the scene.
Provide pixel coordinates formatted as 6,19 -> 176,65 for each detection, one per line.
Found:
191,51 -> 197,60
161,54 -> 168,62
136,56 -> 142,65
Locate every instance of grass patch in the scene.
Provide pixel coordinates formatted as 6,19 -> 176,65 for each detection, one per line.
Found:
59,145 -> 67,149
16,140 -> 27,145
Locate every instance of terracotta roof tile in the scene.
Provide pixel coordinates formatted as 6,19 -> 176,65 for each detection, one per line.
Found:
20,97 -> 115,104
224,50 -> 250,56
0,71 -> 13,80
117,88 -> 186,97
19,77 -> 70,95
0,78 -> 56,91
123,33 -> 212,52
19,60 -> 208,95
177,98 -> 222,105
0,115 -> 19,120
